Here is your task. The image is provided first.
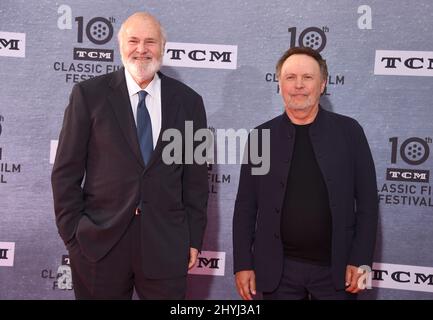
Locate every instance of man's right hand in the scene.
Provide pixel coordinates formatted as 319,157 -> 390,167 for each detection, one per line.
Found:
235,270 -> 256,300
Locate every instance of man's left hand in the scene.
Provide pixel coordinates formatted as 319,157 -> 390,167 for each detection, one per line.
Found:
345,264 -> 366,293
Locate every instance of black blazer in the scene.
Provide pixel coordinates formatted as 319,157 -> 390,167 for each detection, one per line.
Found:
233,107 -> 378,291
52,68 -> 208,279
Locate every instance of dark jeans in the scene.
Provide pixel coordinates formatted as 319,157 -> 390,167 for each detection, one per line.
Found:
263,256 -> 356,300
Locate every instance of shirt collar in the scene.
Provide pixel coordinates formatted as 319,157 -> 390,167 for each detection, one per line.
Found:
124,67 -> 160,98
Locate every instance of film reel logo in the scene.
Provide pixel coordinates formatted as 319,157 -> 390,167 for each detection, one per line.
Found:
75,16 -> 114,45
288,26 -> 328,52
389,137 -> 431,166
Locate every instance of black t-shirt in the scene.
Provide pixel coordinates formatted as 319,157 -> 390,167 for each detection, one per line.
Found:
281,123 -> 332,266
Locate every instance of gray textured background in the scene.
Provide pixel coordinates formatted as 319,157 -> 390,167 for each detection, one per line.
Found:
1,0 -> 432,299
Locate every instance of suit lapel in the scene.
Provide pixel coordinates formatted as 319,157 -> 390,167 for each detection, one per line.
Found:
309,107 -> 329,162
107,69 -> 145,167
276,113 -> 295,166
269,114 -> 295,211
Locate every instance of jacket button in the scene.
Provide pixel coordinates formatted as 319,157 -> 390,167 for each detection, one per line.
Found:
135,207 -> 141,215
275,208 -> 280,214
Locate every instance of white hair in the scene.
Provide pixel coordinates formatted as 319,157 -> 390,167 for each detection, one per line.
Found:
117,12 -> 167,47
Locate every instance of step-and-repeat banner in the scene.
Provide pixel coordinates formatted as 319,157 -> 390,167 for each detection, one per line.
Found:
1,1 -> 432,299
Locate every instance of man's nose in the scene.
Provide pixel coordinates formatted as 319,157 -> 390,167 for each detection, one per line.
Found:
136,42 -> 148,53
295,78 -> 304,88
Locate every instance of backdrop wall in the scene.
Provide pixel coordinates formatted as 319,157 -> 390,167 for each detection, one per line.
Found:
1,0 -> 432,299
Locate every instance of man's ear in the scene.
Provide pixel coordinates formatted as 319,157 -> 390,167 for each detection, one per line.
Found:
161,42 -> 165,57
320,79 -> 327,95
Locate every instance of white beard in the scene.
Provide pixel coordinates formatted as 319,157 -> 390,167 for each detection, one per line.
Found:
123,55 -> 162,83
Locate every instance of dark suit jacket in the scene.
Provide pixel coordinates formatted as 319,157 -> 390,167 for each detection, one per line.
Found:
233,107 -> 378,291
52,68 -> 208,279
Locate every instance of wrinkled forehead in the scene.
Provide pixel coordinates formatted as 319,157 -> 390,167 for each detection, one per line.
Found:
123,15 -> 162,39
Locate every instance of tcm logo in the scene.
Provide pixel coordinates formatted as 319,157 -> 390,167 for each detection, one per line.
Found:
374,50 -> 433,77
163,42 -> 237,70
73,48 -> 113,62
57,4 -> 115,62
188,250 -> 226,276
0,31 -> 26,58
372,262 -> 433,293
386,168 -> 429,183
0,242 -> 15,267
386,137 -> 431,182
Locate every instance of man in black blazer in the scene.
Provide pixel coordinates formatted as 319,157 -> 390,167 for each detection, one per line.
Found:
51,12 -> 208,299
233,47 -> 378,300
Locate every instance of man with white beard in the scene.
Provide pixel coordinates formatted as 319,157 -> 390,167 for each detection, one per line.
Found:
52,12 -> 208,299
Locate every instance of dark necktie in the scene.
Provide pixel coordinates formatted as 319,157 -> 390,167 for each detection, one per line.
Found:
137,90 -> 153,165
